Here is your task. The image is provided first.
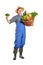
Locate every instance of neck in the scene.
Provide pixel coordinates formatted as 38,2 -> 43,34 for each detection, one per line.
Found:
18,14 -> 22,17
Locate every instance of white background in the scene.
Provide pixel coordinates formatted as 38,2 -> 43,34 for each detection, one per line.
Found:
0,0 -> 43,65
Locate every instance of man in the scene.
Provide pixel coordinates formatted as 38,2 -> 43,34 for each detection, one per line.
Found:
6,6 -> 26,60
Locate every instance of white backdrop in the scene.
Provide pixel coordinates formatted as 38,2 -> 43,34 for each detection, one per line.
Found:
0,0 -> 43,65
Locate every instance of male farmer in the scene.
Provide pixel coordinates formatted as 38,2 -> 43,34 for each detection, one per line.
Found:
6,7 -> 26,60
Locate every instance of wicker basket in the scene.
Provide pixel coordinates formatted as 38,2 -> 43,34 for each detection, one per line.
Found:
23,20 -> 34,26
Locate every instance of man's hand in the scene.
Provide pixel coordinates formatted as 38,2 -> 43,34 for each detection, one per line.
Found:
6,16 -> 10,24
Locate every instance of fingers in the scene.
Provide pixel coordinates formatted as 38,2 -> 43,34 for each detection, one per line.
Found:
6,16 -> 9,19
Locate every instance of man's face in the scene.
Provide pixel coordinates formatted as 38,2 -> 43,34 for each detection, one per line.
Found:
18,9 -> 23,16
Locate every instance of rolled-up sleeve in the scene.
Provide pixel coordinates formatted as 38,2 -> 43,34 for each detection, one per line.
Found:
10,16 -> 17,24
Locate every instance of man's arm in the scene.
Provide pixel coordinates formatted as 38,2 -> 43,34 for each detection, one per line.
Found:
6,16 -> 17,24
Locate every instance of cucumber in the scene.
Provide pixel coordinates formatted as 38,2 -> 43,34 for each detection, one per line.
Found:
23,11 -> 26,16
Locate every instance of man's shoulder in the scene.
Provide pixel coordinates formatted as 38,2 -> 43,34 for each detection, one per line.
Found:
14,15 -> 18,17
12,15 -> 18,19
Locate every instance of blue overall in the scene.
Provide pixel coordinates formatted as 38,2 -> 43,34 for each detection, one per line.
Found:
14,15 -> 26,49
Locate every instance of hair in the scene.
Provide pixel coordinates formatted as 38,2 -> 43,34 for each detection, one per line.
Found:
16,6 -> 24,13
